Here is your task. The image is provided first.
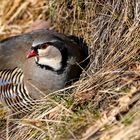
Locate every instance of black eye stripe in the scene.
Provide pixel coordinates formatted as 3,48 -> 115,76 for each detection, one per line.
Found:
32,41 -> 63,50
32,44 -> 47,50
37,44 -> 43,49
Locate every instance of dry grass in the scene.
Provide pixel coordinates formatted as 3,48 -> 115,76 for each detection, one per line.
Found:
0,0 -> 140,140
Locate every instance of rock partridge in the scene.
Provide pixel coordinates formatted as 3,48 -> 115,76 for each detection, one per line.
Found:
0,29 -> 89,112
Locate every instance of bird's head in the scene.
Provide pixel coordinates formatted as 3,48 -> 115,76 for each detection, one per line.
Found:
26,40 -> 67,72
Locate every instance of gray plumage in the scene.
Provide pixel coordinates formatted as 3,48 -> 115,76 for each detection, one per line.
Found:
0,29 -> 89,112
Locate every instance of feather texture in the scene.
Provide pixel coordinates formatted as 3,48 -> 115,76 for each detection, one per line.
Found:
0,68 -> 35,112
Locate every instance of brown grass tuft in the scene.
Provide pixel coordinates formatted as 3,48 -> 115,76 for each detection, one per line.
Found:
0,0 -> 140,139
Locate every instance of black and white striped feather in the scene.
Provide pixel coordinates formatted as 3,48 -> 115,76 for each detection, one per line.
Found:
0,68 -> 36,113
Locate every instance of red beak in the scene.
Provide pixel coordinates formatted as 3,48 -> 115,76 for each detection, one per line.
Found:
26,50 -> 37,58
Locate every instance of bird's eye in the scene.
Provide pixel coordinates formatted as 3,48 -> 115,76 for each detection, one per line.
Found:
40,44 -> 48,49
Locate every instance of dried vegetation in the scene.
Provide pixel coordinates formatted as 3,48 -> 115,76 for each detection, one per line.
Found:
0,0 -> 140,140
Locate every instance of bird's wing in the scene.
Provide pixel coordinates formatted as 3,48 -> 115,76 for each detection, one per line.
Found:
0,68 -> 35,113
0,34 -> 33,69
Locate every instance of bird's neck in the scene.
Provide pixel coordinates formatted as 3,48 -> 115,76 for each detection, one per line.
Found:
37,57 -> 62,70
35,57 -> 66,74
35,48 -> 68,74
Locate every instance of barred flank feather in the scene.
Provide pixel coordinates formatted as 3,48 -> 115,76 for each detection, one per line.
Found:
0,67 -> 36,113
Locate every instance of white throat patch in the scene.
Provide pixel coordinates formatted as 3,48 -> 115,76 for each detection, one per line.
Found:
36,45 -> 62,71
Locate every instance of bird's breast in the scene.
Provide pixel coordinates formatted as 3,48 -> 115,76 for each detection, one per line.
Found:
23,59 -> 67,99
